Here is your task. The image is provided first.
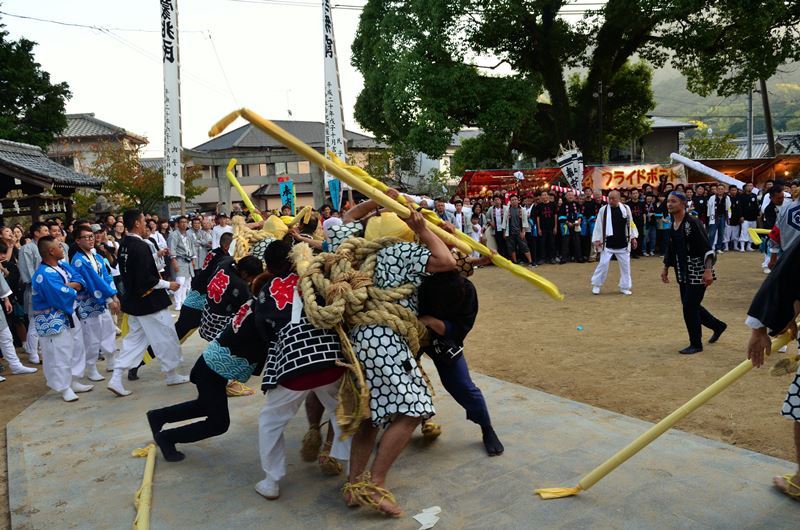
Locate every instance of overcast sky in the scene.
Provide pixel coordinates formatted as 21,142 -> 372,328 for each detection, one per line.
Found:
2,0 -> 370,156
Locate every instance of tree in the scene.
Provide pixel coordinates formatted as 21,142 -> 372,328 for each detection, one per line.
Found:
0,19 -> 71,148
352,1 -> 800,163
681,121 -> 738,160
451,134 -> 513,177
90,143 -> 205,213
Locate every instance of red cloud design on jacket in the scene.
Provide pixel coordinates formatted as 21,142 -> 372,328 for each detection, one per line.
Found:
207,270 -> 230,304
269,274 -> 298,310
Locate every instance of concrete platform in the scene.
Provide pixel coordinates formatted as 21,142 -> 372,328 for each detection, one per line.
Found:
7,332 -> 800,529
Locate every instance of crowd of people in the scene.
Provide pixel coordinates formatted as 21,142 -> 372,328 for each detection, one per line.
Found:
1,175 -> 799,510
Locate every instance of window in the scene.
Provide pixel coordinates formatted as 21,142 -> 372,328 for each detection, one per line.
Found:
298,161 -> 311,174
286,161 -> 299,174
240,164 -> 250,177
275,162 -> 287,175
258,163 -> 267,176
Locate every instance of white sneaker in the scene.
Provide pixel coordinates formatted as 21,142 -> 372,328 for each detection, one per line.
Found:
87,366 -> 105,382
165,373 -> 190,386
591,286 -> 600,295
62,388 -> 79,402
107,379 -> 132,397
762,268 -> 770,275
71,381 -> 94,393
620,289 -> 633,296
255,478 -> 280,500
11,365 -> 38,375
0,375 -> 5,382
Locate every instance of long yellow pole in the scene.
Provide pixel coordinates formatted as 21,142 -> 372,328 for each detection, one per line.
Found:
209,108 -> 563,300
535,323 -> 797,499
132,443 -> 156,530
226,158 -> 263,222
326,151 -> 564,300
748,227 -> 771,245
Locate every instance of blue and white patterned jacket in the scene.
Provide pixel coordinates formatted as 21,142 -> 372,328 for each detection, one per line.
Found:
31,261 -> 85,336
71,250 -> 117,320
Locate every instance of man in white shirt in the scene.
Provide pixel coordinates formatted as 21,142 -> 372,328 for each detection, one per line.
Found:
211,214 -> 233,250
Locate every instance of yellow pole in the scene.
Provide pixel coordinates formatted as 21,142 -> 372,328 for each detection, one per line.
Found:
326,151 -> 564,300
748,227 -> 771,245
535,323 -> 797,499
132,444 -> 156,529
226,158 -> 263,222
208,109 -> 563,300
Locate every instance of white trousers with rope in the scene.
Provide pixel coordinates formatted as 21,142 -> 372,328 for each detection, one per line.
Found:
258,380 -> 350,483
40,321 -> 85,392
81,311 -> 116,372
591,247 -> 632,291
116,310 -> 181,372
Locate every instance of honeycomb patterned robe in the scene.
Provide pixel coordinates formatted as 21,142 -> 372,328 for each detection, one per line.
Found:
328,222 -> 435,427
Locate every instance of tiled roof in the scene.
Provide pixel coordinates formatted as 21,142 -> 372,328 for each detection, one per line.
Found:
140,158 -> 165,170
194,120 -> 380,152
57,113 -> 148,144
0,139 -> 102,188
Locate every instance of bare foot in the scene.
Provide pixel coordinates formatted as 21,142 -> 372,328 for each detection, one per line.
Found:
773,474 -> 800,499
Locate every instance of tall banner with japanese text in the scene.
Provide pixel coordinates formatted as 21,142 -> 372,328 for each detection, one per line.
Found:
278,176 -> 296,215
584,164 -> 686,191
322,0 -> 346,210
161,0 -> 183,197
555,144 -> 584,190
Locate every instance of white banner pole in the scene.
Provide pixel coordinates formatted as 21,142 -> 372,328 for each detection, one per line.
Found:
322,0 -> 347,209
161,0 -> 183,199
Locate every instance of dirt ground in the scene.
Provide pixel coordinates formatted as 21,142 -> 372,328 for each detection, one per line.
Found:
0,250 -> 795,526
466,250 -> 798,462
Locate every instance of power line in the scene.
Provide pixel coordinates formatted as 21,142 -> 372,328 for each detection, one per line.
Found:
0,10 -> 205,33
206,31 -> 239,106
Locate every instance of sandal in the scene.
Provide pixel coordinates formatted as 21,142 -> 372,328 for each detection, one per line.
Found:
773,474 -> 800,500
225,380 -> 255,397
300,425 -> 322,462
341,482 -> 361,508
347,471 -> 404,518
319,451 -> 343,476
421,421 -> 442,441
770,356 -> 800,377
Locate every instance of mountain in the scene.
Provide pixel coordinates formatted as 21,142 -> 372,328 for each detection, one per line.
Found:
651,64 -> 800,136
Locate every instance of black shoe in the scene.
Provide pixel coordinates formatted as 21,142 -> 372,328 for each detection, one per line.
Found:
481,425 -> 505,456
98,354 -> 105,361
154,432 -> 185,462
128,367 -> 139,381
679,345 -> 703,355
709,323 -> 727,344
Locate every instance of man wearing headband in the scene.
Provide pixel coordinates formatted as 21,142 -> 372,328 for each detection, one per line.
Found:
661,192 -> 727,355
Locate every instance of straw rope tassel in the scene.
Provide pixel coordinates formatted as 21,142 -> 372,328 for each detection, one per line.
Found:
131,443 -> 156,530
208,108 -> 563,301
534,322 -> 798,499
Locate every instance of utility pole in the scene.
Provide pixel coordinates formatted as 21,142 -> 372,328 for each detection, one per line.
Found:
759,78 -> 776,158
746,87 -> 753,159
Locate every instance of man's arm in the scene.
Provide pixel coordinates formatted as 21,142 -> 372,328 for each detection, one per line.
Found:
406,212 -> 455,273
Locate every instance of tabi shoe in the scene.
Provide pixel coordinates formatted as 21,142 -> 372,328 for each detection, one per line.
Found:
127,367 -> 140,380
28,353 -> 41,364
591,286 -> 600,295
709,323 -> 727,344
0,375 -> 5,382
62,388 -> 79,402
679,345 -> 703,355
153,432 -> 185,462
108,378 -> 132,397
71,381 -> 94,393
87,365 -> 105,382
11,365 -> 38,375
165,372 -> 190,386
255,478 -> 280,500
619,289 -> 632,296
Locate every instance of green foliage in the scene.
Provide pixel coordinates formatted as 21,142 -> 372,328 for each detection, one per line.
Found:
0,20 -> 71,149
89,143 -> 205,213
451,134 -> 513,177
417,168 -> 456,198
682,121 -> 738,159
352,1 -> 800,163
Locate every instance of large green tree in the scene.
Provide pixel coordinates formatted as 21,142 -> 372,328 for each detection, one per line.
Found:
352,1 -> 800,166
0,20 -> 71,149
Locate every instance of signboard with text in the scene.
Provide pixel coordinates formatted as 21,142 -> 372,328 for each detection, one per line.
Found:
584,164 -> 686,191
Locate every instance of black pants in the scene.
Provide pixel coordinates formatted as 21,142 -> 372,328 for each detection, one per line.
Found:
633,220 -> 644,256
150,356 -> 230,445
540,229 -> 556,262
560,231 -> 583,262
525,233 -> 537,263
141,306 -> 202,364
432,354 -> 491,427
679,283 -> 724,348
494,231 -> 508,259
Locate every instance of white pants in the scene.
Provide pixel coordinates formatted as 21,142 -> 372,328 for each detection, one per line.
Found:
173,276 -> 190,311
258,380 -> 350,483
591,247 -> 632,290
116,310 -> 181,372
0,326 -> 27,370
40,322 -> 85,392
740,220 -> 756,243
81,312 -> 117,370
725,224 -> 741,248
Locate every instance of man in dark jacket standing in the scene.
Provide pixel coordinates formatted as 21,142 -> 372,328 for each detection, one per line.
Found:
661,191 -> 727,355
109,210 -> 189,396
